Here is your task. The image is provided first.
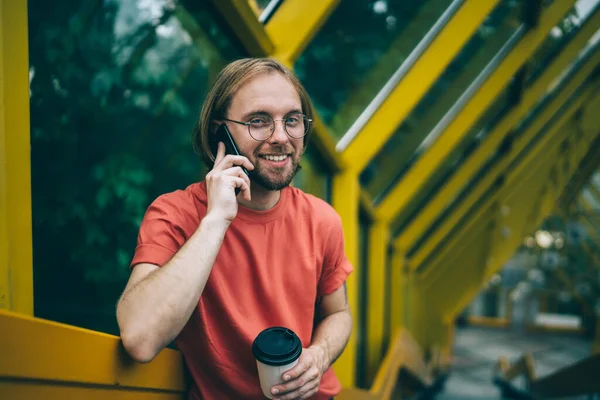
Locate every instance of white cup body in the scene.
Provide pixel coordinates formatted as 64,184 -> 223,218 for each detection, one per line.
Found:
256,358 -> 299,399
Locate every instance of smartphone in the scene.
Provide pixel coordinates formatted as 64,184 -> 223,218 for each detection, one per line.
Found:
212,124 -> 250,195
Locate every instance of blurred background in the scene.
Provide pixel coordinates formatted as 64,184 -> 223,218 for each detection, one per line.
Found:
2,0 -> 600,398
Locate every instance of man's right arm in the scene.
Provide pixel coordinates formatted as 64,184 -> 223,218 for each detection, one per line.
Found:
116,142 -> 254,363
116,214 -> 229,363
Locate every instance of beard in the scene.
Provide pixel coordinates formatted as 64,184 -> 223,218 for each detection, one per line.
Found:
241,145 -> 301,191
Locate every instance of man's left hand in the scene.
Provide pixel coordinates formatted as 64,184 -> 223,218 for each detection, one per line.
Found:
271,346 -> 328,400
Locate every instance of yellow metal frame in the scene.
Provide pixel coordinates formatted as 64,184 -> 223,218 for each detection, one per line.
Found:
411,50 -> 600,273
378,0 -> 576,222
331,168 -> 360,387
429,92 -> 600,324
265,0 -> 340,64
209,0 -> 274,56
392,8 -> 600,256
0,0 -> 33,315
342,1 -> 500,168
0,310 -> 186,397
366,219 -> 389,384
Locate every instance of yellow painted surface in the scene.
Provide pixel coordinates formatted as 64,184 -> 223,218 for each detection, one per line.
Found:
410,58 -> 600,272
0,383 -> 184,400
332,168 -> 360,388
266,0 -> 340,63
366,219 -> 388,383
427,93 -> 600,325
343,1 -> 500,170
0,310 -> 187,392
209,0 -> 274,56
389,249 -> 405,334
392,8 -> 600,254
0,0 -> 33,315
378,0 -> 576,222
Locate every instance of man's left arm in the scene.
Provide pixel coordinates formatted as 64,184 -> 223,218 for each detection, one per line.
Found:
270,283 -> 352,400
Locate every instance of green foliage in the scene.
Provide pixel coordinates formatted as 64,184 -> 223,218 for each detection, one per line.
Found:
29,0 -> 243,334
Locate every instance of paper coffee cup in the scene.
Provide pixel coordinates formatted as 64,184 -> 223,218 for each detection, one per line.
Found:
252,327 -> 302,399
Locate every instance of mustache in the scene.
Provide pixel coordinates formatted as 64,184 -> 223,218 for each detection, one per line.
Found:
254,144 -> 295,156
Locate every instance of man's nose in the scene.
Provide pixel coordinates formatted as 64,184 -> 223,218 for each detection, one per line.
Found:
269,120 -> 289,143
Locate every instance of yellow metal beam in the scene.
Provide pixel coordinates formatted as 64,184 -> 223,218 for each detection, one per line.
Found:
341,1 -> 500,169
0,310 -> 186,391
389,248 -> 405,335
0,0 -> 33,315
208,0 -> 274,56
437,118 -> 594,323
421,85 -> 598,287
332,168 -> 359,387
265,0 -> 340,64
378,0 -> 577,222
329,0 -> 455,137
410,52 -> 600,272
393,7 -> 600,254
366,219 -> 389,384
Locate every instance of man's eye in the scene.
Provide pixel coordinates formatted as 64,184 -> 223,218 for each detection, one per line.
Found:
250,118 -> 268,124
286,116 -> 299,124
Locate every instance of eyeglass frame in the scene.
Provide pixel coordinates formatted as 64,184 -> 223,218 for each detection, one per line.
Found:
221,112 -> 312,142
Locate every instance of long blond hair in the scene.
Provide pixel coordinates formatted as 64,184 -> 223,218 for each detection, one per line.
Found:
192,58 -> 315,167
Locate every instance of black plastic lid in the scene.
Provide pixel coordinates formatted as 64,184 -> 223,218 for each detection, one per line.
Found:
252,327 -> 302,366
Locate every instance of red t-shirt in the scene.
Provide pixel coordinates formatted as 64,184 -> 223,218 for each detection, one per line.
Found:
130,181 -> 353,399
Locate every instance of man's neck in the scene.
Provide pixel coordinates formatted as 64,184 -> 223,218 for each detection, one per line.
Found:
237,185 -> 281,211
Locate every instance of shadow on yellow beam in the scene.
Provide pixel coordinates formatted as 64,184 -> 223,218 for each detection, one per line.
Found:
1,310 -> 445,399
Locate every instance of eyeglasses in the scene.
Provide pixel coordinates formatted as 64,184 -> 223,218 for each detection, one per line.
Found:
223,113 -> 312,141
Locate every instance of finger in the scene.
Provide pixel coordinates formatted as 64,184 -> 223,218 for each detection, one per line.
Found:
213,141 -> 225,165
298,386 -> 319,400
222,167 -> 251,190
217,154 -> 254,172
274,378 -> 318,400
282,358 -> 310,382
230,177 -> 250,196
273,366 -> 316,395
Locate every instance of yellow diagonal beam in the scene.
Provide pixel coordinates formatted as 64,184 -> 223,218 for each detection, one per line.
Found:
419,82 -> 599,282
409,50 -> 600,272
341,1 -> 500,169
432,114 -> 599,322
378,0 -> 576,221
0,0 -> 33,314
208,0 -> 274,56
393,8 -> 600,254
265,0 -> 340,65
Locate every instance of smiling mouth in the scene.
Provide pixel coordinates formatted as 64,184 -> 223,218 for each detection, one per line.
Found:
260,154 -> 289,162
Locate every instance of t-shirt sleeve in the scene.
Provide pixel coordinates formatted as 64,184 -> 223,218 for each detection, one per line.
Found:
130,195 -> 187,268
317,213 -> 354,296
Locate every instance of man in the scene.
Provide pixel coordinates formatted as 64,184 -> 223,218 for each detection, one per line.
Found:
116,58 -> 353,400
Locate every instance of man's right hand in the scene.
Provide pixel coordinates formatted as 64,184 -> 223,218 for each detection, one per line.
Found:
205,141 -> 254,223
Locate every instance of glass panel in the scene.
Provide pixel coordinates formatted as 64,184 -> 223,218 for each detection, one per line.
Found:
30,0 -> 245,334
390,85 -> 513,236
361,0 -> 524,200
248,0 -> 285,23
409,49 -> 592,259
583,187 -> 600,208
292,146 -> 332,203
295,0 -> 454,140
592,171 -> 600,189
527,0 -> 599,84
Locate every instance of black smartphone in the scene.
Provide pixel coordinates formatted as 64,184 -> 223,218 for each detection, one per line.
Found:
212,124 -> 250,195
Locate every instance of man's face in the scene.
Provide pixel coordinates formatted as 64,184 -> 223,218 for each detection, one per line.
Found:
225,72 -> 304,191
